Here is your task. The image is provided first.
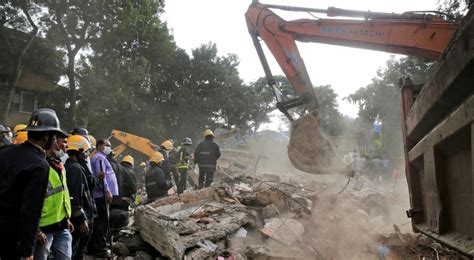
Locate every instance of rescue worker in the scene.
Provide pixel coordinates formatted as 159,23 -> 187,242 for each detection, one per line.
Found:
34,132 -> 73,260
168,140 -> 180,187
88,139 -> 118,257
110,155 -> 137,229
75,130 -> 97,195
145,152 -> 172,202
0,124 -> 12,146
65,135 -> 96,260
12,123 -> 27,144
118,155 -> 137,209
194,129 -> 221,188
158,140 -> 173,181
0,108 -> 66,259
137,161 -> 147,188
176,137 -> 193,194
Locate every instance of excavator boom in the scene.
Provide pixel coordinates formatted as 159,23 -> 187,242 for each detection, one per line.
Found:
111,130 -> 159,159
245,2 -> 458,174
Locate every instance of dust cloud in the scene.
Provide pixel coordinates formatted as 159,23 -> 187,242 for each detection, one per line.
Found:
243,134 -> 411,259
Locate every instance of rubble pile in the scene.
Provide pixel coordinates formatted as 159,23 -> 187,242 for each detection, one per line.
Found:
110,152 -> 467,259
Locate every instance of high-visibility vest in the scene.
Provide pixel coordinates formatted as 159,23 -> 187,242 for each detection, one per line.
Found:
39,166 -> 71,227
176,148 -> 189,170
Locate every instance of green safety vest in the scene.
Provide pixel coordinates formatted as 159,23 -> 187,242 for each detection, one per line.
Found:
39,166 -> 71,227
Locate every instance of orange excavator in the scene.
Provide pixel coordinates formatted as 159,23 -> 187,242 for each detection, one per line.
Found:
245,1 -> 458,174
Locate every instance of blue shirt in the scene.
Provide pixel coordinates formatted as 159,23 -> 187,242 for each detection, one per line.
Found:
91,151 -> 118,198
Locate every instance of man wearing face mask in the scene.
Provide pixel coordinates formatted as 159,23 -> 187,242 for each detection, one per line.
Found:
88,139 -> 118,257
0,108 -> 66,259
65,135 -> 96,260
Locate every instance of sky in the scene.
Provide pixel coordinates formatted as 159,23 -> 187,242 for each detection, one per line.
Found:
163,0 -> 439,127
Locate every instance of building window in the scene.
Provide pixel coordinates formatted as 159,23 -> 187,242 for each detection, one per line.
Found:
19,91 -> 37,113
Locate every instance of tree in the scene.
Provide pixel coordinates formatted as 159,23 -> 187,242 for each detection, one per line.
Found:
250,75 -> 346,135
76,0 -> 171,139
41,1 -> 110,127
0,0 -> 39,123
437,0 -> 470,20
313,85 -> 345,136
346,56 -> 432,159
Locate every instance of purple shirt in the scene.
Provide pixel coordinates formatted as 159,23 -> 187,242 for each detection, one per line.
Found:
91,151 -> 119,198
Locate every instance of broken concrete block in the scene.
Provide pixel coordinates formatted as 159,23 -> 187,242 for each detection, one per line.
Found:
260,218 -> 305,246
135,188 -> 254,259
262,204 -> 280,219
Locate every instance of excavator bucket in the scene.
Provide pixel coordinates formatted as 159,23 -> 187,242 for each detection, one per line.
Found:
288,113 -> 347,174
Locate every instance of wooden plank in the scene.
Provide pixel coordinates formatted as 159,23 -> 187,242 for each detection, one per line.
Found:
405,10 -> 474,142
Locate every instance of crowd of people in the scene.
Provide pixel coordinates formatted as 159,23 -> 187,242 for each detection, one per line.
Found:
0,108 -> 221,259
343,150 -> 397,185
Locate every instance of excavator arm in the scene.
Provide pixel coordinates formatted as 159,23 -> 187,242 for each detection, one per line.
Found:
245,2 -> 458,174
111,130 -> 159,159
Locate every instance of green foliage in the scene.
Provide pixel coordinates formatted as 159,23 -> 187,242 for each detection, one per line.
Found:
346,56 -> 432,159
250,75 -> 346,136
47,0 -> 272,143
313,85 -> 345,136
436,0 -> 469,20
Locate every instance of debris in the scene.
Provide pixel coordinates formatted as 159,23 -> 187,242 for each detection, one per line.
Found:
262,204 -> 279,219
234,227 -> 248,238
134,251 -> 153,260
376,245 -> 391,259
197,239 -> 218,253
112,242 -> 129,257
135,187 -> 253,259
234,182 -> 252,192
90,149 -> 467,259
185,240 -> 227,259
198,216 -> 214,224
260,218 -> 304,246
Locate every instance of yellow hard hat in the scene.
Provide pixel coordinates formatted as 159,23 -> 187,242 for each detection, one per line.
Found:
160,140 -> 173,151
13,124 -> 27,135
67,135 -> 92,152
122,155 -> 135,167
149,152 -> 164,164
87,135 -> 96,148
140,162 -> 146,168
14,131 -> 28,144
203,129 -> 214,137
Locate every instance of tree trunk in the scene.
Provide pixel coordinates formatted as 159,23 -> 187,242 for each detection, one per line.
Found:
0,58 -> 23,124
0,4 -> 38,124
67,52 -> 77,127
